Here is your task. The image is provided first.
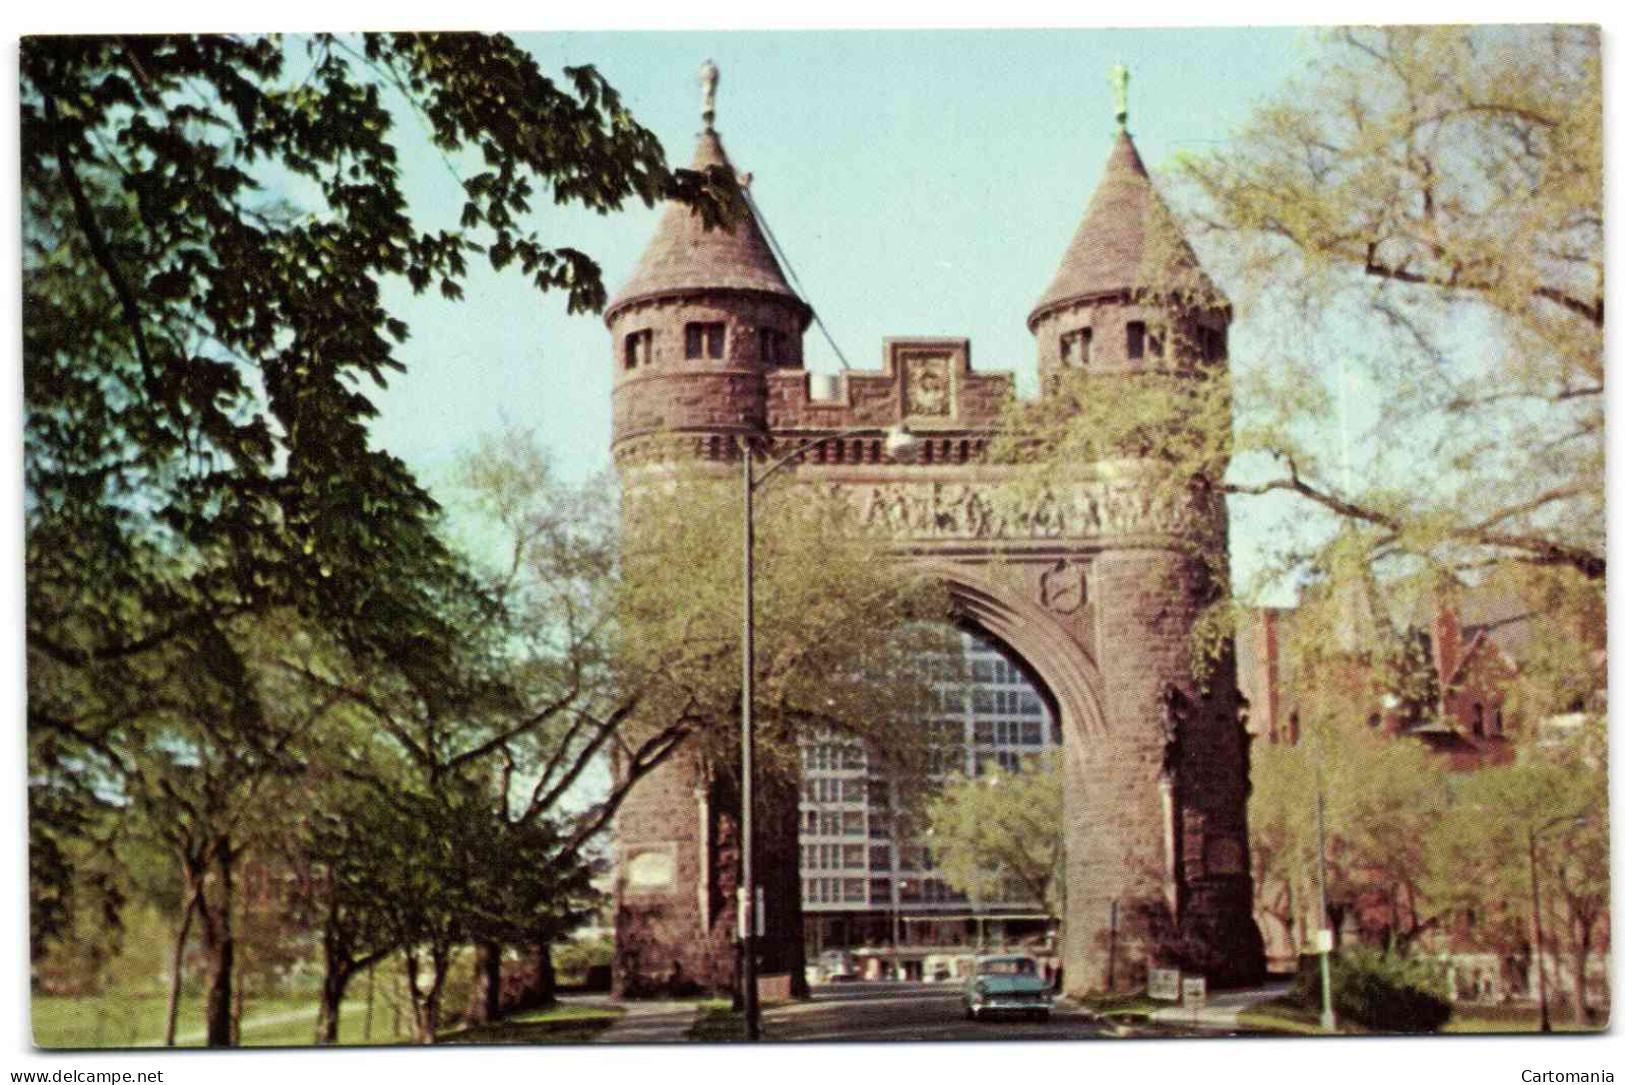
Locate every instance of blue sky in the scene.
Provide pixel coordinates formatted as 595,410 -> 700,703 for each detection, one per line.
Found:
361,27 -> 1322,593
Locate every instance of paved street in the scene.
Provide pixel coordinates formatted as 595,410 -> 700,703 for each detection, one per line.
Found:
760,982 -> 1111,1043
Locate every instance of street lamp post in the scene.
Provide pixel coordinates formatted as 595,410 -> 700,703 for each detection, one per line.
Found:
738,424 -> 916,1042
1528,813 -> 1588,1034
1310,716 -> 1336,1033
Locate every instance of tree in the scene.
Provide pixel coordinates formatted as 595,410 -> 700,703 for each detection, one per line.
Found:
1424,723 -> 1608,1023
1249,709 -> 1449,956
999,26 -> 1602,686
925,755 -> 1063,917
23,32 -> 730,1044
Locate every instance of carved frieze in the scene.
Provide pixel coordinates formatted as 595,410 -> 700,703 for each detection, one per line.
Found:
822,479 -> 1199,541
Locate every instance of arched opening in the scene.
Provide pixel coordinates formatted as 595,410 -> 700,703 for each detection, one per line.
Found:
798,618 -> 1068,983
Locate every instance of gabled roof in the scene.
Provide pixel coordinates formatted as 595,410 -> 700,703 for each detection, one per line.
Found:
605,127 -> 810,324
1028,129 -> 1222,328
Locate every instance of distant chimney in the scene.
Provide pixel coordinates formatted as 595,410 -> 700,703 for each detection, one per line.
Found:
1433,598 -> 1463,686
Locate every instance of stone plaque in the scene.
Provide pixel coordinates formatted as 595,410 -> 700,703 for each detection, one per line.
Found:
1204,835 -> 1247,876
625,847 -> 676,890
904,354 -> 952,417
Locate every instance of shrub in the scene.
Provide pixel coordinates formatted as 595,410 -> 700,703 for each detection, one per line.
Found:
1295,946 -> 1452,1033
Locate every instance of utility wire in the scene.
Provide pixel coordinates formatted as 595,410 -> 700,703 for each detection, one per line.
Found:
742,187 -> 854,371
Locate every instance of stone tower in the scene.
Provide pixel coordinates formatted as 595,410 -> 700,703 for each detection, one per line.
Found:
607,63 -> 1264,999
605,63 -> 812,997
1027,84 -> 1263,988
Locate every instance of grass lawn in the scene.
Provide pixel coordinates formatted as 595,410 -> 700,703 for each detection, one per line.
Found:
438,1004 -> 624,1045
1070,991 -> 1163,1023
35,993 -> 625,1049
31,995 -> 373,1049
1444,1005 -> 1608,1034
1234,996 -> 1357,1036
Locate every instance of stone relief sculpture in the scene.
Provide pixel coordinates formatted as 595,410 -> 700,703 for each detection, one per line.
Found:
904,354 -> 951,416
842,480 -> 1193,541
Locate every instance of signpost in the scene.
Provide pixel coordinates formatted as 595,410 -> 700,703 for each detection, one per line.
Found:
1182,976 -> 1207,1027
1149,969 -> 1182,1002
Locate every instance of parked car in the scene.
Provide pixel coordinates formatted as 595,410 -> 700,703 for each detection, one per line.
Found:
962,954 -> 1053,1021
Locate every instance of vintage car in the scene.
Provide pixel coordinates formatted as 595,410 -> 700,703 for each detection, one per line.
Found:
962,954 -> 1053,1021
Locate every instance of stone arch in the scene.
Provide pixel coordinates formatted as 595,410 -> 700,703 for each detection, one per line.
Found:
919,559 -> 1108,749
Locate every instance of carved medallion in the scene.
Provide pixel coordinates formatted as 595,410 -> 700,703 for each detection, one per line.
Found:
1039,558 -> 1088,614
905,354 -> 951,417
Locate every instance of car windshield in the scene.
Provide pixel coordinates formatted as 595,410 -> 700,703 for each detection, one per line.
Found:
980,958 -> 1036,976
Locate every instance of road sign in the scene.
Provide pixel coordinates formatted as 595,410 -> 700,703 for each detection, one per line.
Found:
1315,928 -> 1334,953
1182,976 -> 1207,1006
1149,969 -> 1182,1001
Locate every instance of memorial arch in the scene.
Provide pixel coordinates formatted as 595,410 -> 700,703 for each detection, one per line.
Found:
606,67 -> 1264,997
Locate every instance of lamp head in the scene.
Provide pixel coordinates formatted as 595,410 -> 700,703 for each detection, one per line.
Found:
884,425 -> 919,461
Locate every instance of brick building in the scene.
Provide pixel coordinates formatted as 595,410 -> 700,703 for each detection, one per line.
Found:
608,65 -> 1263,998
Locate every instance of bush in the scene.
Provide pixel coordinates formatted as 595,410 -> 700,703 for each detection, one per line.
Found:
1295,946 -> 1452,1033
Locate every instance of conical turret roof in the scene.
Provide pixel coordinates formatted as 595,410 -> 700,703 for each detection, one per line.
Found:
1028,129 -> 1222,329
606,127 -> 810,325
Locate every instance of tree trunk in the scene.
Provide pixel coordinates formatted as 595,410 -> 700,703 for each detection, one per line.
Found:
465,940 -> 502,1026
405,944 -> 450,1044
314,958 -> 353,1045
535,942 -> 556,1006
195,845 -> 236,1048
163,886 -> 200,1048
1572,919 -> 1593,1026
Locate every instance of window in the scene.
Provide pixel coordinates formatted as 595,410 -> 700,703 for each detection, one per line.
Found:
759,327 -> 789,365
1199,325 -> 1227,362
866,779 -> 890,805
1493,708 -> 1504,736
843,844 -> 866,869
1472,703 -> 1485,738
1148,325 -> 1165,359
844,878 -> 866,903
870,878 -> 892,903
804,811 -> 818,834
843,778 -> 866,803
685,321 -> 725,360
624,329 -> 652,369
841,745 -> 866,770
974,721 -> 994,745
842,811 -> 865,836
1021,720 -> 1043,745
1059,328 -> 1092,366
870,845 -> 892,870
819,812 -> 842,836
1127,321 -> 1145,360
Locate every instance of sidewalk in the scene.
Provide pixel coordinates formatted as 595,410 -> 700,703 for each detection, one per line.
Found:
1146,982 -> 1292,1030
589,1000 -> 700,1044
